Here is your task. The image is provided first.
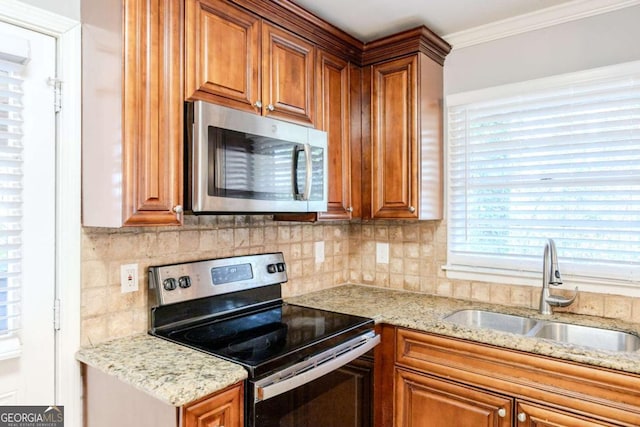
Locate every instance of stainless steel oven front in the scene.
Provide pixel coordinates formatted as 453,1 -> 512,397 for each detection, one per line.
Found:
186,101 -> 328,214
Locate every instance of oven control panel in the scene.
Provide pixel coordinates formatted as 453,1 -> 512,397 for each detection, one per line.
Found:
149,252 -> 288,306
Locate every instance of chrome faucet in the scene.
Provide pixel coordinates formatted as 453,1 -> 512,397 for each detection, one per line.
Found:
539,239 -> 577,315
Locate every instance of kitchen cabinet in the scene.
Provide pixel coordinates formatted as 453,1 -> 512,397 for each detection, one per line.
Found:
83,364 -> 243,427
395,368 -> 511,427
315,49 -> 353,219
376,325 -> 640,427
362,28 -> 450,220
186,0 -> 315,127
275,48 -> 356,222
82,0 -> 183,227
183,383 -> 243,427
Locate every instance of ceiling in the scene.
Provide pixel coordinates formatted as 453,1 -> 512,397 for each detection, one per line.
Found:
291,0 -> 576,42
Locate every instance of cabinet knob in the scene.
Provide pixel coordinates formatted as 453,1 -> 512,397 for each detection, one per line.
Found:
267,104 -> 275,112
408,206 -> 416,213
173,205 -> 183,220
517,412 -> 527,422
497,408 -> 506,418
346,206 -> 353,213
254,100 -> 262,109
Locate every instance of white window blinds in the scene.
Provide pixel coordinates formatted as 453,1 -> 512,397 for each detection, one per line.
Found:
0,58 -> 25,336
447,62 -> 640,285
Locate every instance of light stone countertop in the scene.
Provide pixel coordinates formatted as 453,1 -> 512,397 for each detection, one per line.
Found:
76,334 -> 247,406
286,284 -> 640,375
76,284 -> 640,408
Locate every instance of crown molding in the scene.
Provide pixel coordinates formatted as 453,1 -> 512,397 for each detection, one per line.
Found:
443,0 -> 640,50
0,0 -> 77,36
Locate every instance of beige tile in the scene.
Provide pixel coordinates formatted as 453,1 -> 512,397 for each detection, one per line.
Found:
82,287 -> 109,317
81,316 -> 109,347
471,282 -> 491,302
233,227 -> 250,248
604,295 -> 633,320
510,286 -> 532,307
82,260 -> 109,289
403,224 -> 419,241
576,292 -> 604,317
490,284 -> 510,305
403,242 -> 420,259
452,282 -> 471,300
179,230 -> 200,253
435,281 -> 452,297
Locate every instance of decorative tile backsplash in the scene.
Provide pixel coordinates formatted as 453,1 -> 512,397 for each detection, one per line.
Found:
80,215 -> 350,346
81,216 -> 640,345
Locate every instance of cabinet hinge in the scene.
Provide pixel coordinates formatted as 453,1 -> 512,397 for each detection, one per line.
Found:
53,298 -> 61,331
47,77 -> 62,113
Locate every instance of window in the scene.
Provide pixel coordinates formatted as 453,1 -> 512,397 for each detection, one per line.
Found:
446,61 -> 640,296
0,56 -> 24,337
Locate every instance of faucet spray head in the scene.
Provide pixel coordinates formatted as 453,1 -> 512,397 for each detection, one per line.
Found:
547,238 -> 563,285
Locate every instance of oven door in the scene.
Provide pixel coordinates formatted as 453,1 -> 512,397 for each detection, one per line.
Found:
249,332 -> 379,427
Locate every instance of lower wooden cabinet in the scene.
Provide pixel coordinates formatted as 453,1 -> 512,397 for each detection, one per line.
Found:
182,383 -> 243,427
395,368 -> 511,427
376,325 -> 640,427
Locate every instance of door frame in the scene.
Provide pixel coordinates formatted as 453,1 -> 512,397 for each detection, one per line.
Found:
0,1 -> 81,426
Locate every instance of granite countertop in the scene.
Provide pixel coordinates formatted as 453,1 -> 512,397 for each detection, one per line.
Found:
77,284 -> 640,408
76,334 -> 247,406
287,284 -> 640,375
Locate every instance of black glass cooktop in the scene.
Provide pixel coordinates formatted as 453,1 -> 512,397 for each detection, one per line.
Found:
156,303 -> 373,379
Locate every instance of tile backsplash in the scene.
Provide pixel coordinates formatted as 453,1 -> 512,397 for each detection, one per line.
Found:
81,216 -> 640,346
80,215 -> 350,346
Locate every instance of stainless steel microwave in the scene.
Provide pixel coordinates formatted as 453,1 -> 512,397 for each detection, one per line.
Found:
186,101 -> 328,214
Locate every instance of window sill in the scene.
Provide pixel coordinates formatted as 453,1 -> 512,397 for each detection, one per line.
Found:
443,264 -> 640,298
0,336 -> 21,361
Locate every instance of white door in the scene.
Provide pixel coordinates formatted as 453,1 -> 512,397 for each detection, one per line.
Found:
0,20 -> 56,405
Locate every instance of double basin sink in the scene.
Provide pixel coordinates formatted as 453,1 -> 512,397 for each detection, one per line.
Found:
444,309 -> 640,353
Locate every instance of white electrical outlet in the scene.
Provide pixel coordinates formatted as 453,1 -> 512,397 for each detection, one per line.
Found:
315,241 -> 325,263
120,263 -> 139,293
376,242 -> 389,264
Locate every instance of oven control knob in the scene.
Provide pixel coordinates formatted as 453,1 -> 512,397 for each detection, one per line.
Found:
267,264 -> 277,274
178,276 -> 192,289
163,278 -> 177,291
277,263 -> 286,272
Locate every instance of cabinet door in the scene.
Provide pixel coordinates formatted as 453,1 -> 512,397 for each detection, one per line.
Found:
122,0 -> 183,226
316,50 -> 352,220
370,55 -> 418,219
516,401 -> 619,427
183,383 -> 244,427
262,23 -> 315,126
185,0 -> 261,113
395,368 -> 511,427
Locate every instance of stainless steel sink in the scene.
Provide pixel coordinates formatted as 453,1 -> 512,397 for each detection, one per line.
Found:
532,322 -> 640,353
444,309 -> 640,353
444,309 -> 538,335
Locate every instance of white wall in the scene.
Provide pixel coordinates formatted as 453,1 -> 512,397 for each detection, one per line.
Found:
18,0 -> 79,20
444,5 -> 640,95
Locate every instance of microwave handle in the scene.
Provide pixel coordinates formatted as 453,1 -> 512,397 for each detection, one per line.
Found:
293,144 -> 313,201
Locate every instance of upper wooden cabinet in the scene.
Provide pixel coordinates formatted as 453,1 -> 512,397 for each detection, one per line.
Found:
82,0 -> 183,227
362,28 -> 451,220
316,50 -> 353,220
185,0 -> 260,113
186,0 -> 315,126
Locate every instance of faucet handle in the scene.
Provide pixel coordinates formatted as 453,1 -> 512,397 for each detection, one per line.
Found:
546,286 -> 578,307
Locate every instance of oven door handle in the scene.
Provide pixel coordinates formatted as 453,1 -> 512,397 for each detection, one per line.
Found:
254,332 -> 380,403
